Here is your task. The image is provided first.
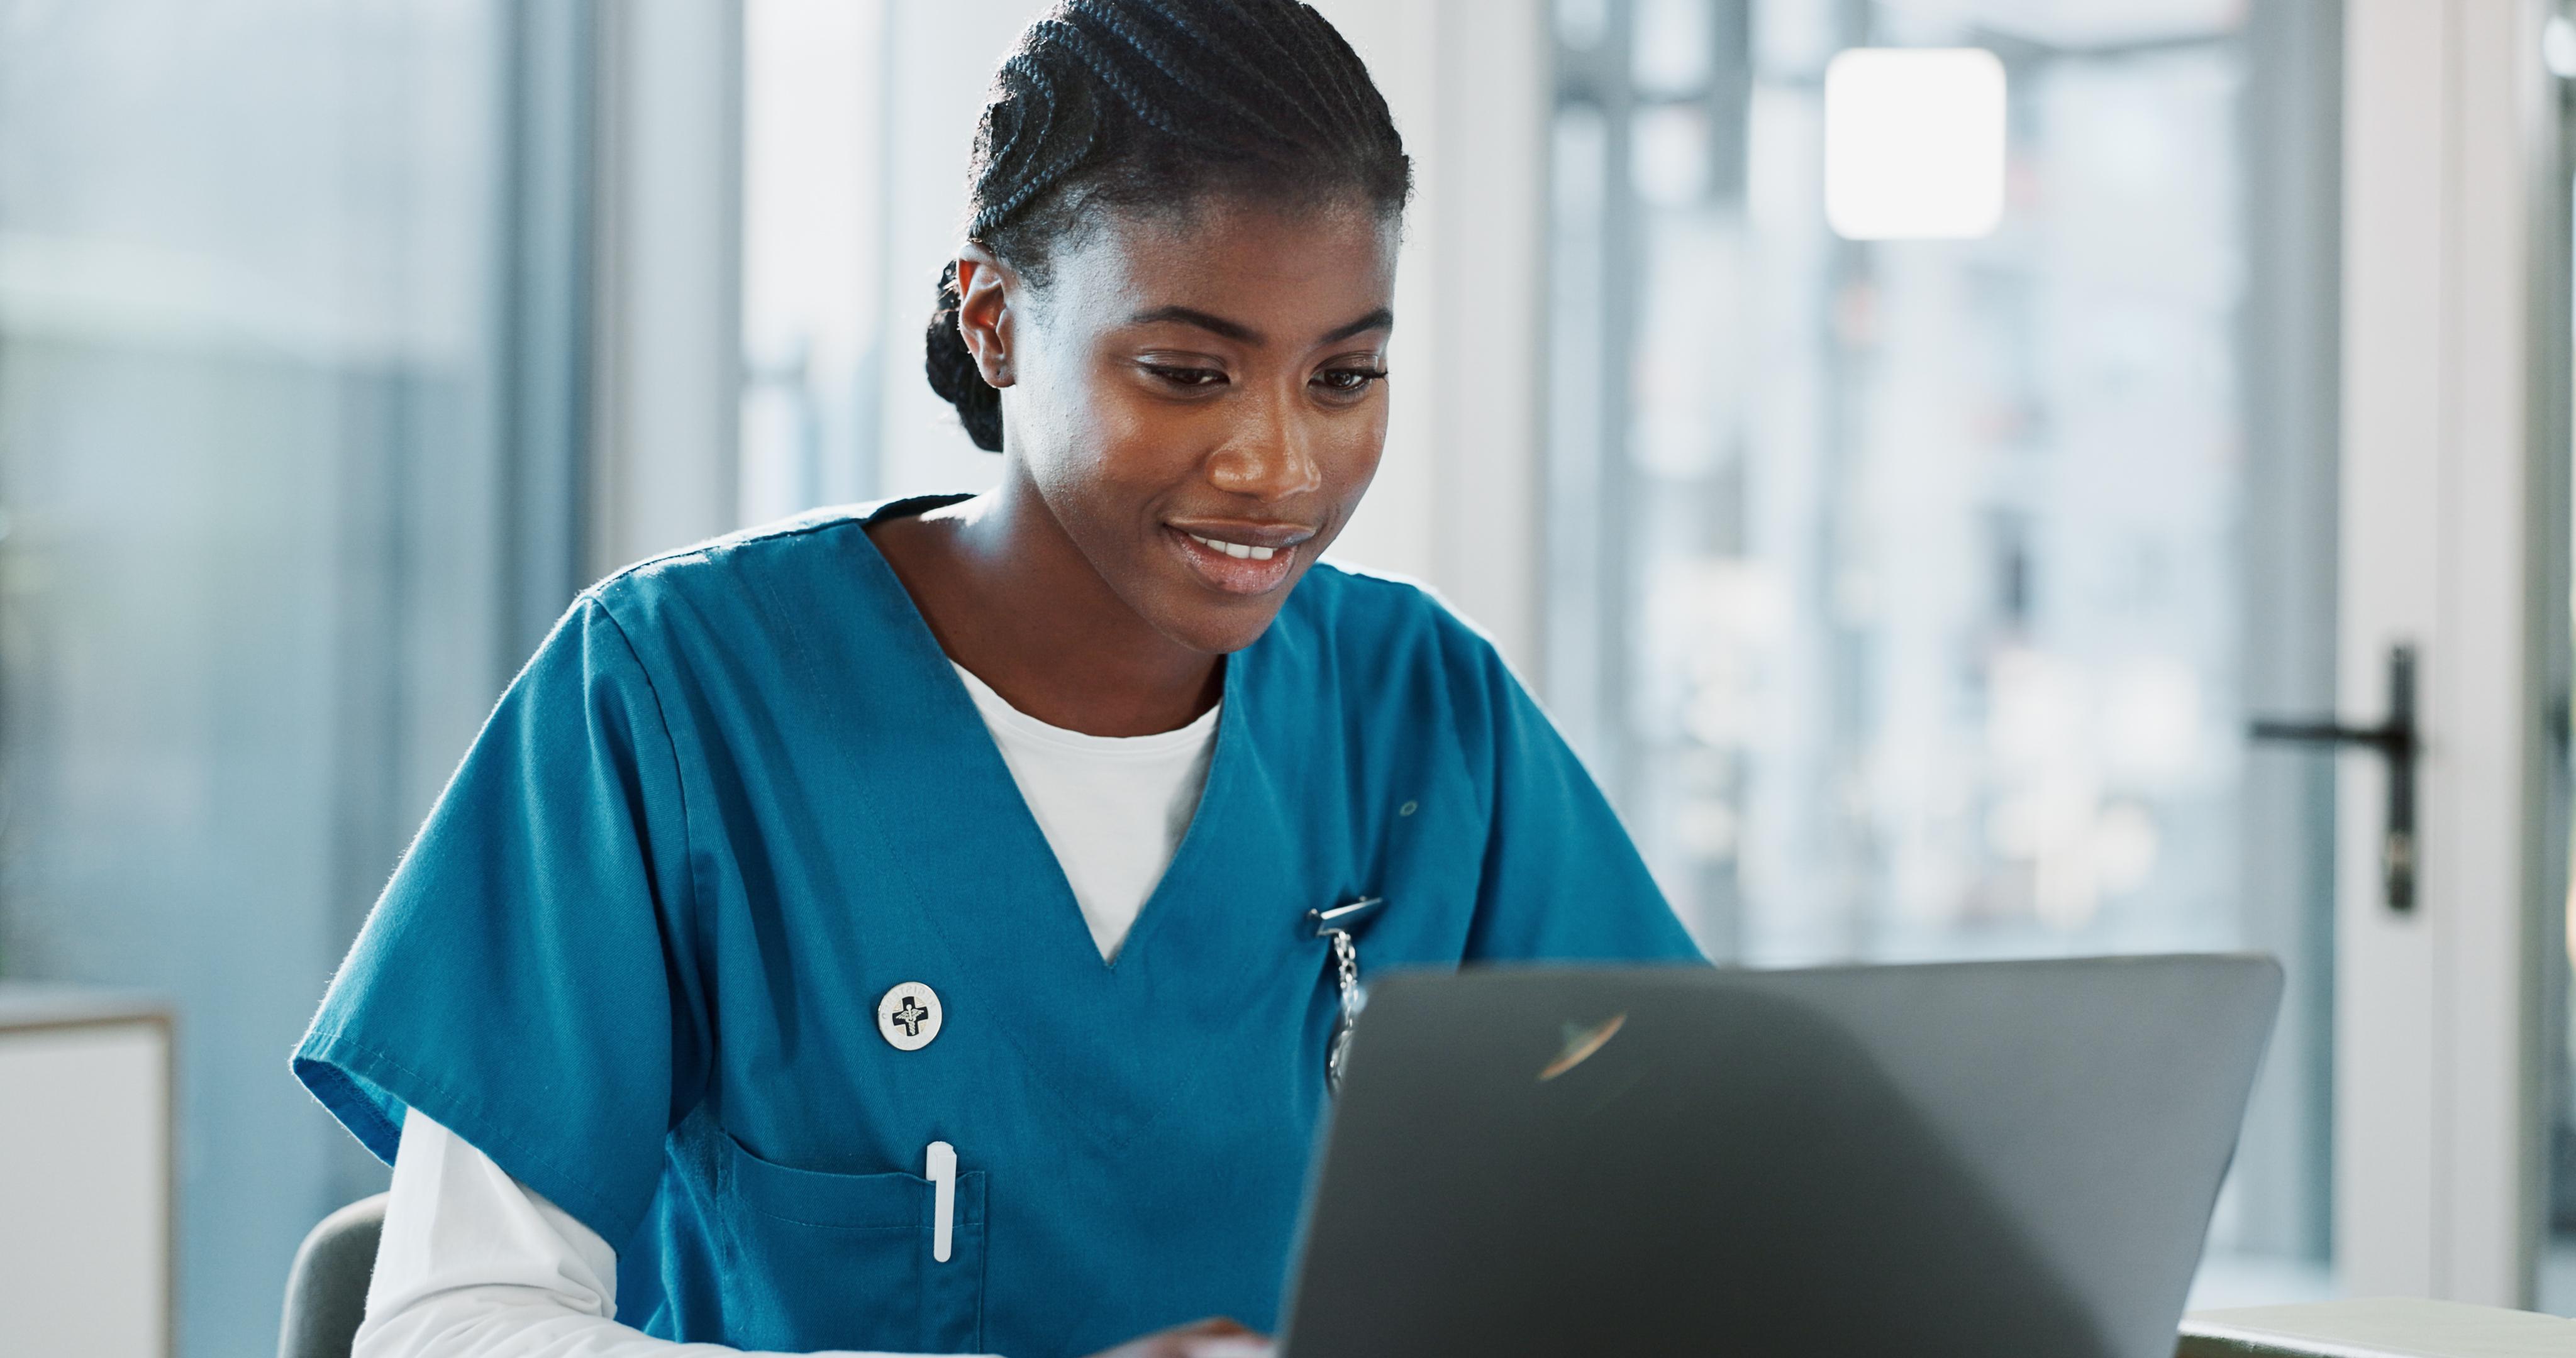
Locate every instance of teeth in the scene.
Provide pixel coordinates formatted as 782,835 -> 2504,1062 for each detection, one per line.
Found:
1188,533 -> 1277,562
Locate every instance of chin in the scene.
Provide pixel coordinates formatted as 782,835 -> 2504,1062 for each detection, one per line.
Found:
1151,596 -> 1292,656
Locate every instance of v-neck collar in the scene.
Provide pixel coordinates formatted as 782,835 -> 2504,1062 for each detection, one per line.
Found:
847,494 -> 1236,973
816,497 -> 1308,1149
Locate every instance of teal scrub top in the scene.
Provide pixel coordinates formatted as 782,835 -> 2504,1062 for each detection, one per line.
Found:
292,495 -> 1702,1357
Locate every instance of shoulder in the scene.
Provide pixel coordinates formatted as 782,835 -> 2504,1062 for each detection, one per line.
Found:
1289,557 -> 1507,654
509,504 -> 935,719
1276,558 -> 1521,707
584,505 -> 877,630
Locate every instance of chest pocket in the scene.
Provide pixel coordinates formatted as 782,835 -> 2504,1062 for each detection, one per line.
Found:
713,1129 -> 988,1354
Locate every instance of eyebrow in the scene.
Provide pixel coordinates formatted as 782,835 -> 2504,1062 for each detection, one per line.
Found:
1126,304 -> 1395,348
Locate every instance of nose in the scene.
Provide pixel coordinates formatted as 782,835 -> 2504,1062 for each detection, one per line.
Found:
1205,387 -> 1324,502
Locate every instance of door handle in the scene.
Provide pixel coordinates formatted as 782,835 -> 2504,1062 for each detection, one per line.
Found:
2248,644 -> 2419,912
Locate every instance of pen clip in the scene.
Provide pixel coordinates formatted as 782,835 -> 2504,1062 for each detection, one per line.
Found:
925,1140 -> 956,1264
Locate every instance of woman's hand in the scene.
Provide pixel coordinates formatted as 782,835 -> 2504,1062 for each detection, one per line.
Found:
1081,1316 -> 1274,1358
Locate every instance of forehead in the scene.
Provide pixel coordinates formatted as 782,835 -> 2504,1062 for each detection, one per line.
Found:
1038,198 -> 1399,338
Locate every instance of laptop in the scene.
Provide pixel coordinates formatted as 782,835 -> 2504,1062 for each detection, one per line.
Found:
1275,954 -> 2283,1358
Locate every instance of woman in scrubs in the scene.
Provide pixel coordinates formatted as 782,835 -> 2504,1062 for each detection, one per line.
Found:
294,3 -> 1701,1355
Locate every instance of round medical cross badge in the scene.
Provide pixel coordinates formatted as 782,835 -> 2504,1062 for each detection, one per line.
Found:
876,981 -> 944,1051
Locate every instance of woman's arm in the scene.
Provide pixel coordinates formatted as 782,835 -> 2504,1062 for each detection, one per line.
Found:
354,1112 -> 997,1358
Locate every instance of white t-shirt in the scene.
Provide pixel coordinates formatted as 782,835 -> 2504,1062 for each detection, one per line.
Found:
949,660 -> 1218,960
355,665 -> 1226,1358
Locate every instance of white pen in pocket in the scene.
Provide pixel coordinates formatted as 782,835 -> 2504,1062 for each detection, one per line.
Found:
926,1140 -> 957,1263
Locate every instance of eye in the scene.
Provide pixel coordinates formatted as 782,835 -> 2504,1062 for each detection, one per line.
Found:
1143,363 -> 1228,389
1313,367 -> 1387,397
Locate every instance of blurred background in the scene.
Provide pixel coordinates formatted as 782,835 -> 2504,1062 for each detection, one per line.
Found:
2,1 -> 2574,1354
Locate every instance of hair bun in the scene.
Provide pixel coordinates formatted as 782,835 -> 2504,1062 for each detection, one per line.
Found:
923,260 -> 1005,452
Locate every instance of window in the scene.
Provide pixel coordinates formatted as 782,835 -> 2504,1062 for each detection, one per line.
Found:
1548,0 -> 2339,1300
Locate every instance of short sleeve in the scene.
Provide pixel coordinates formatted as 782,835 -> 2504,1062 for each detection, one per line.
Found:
292,595 -> 709,1250
1457,638 -> 1706,965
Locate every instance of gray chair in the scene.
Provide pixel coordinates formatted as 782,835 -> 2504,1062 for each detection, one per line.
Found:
277,1194 -> 388,1358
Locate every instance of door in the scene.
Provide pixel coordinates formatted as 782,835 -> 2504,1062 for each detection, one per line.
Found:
2339,0 -> 2553,1309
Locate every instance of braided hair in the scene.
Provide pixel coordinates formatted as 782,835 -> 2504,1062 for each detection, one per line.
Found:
924,0 -> 1413,451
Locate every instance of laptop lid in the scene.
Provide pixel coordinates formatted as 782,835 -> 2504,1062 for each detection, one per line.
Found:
1277,954 -> 2283,1358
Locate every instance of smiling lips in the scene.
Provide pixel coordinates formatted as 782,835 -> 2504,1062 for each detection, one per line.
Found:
1167,521 -> 1313,595
1185,532 -> 1279,561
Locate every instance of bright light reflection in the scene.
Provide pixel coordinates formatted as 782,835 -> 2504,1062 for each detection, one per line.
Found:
1823,47 -> 2007,241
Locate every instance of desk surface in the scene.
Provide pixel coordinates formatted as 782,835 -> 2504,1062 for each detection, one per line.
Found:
2179,1297 -> 2576,1357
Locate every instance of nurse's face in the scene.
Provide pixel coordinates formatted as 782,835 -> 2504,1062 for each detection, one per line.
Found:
981,197 -> 1397,655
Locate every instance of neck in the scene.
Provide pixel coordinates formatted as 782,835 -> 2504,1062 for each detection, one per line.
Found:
870,472 -> 1221,737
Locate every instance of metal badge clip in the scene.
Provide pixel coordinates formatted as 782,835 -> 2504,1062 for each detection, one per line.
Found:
1307,897 -> 1383,1095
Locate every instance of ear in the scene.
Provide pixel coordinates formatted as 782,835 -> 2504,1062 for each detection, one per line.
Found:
954,243 -> 1016,389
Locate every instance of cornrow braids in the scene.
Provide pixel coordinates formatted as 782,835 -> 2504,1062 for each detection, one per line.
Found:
1194,0 -> 1364,133
1174,1 -> 1360,138
1131,1 -> 1330,144
923,0 -> 1411,452
1085,1 -> 1305,147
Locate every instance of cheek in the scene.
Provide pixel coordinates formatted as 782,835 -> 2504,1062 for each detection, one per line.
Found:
1323,406 -> 1391,499
1008,360 -> 1116,489
1028,371 -> 1211,486
1013,372 -> 1206,542
1002,350 -> 1091,466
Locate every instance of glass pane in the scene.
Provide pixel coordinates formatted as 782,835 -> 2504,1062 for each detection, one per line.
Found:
1548,0 -> 2338,1305
0,3 -> 565,1350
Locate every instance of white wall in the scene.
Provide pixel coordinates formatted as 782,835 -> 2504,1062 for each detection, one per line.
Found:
870,1 -> 1040,505
591,0 -> 747,575
1343,0 -> 1552,671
